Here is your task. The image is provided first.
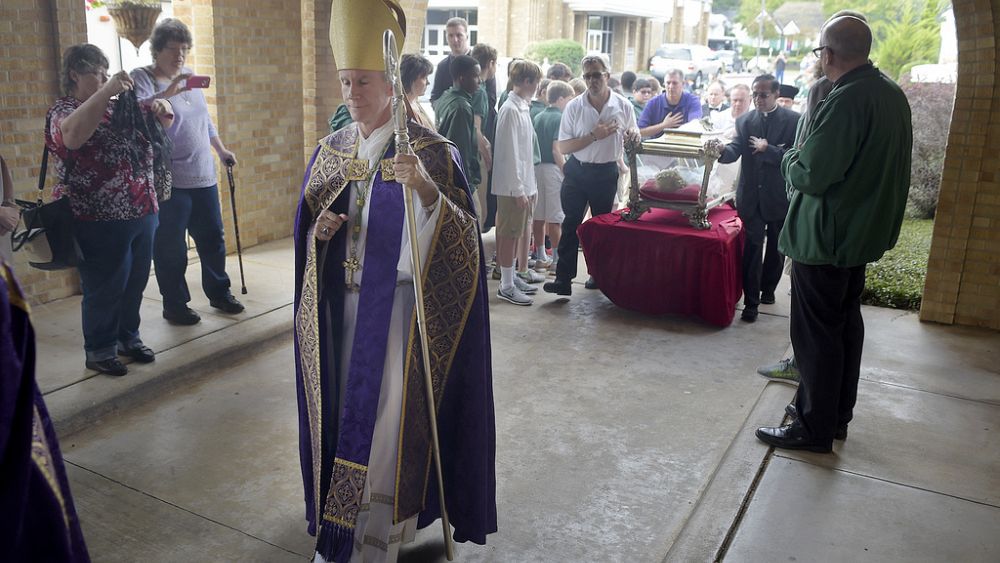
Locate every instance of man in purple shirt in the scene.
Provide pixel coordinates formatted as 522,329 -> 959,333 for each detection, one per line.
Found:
638,69 -> 702,139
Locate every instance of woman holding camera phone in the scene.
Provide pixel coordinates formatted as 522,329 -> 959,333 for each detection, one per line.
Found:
47,44 -> 174,376
131,18 -> 244,327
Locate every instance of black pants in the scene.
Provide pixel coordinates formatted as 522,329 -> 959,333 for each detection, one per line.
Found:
741,214 -> 784,307
154,185 -> 232,311
790,261 -> 866,442
554,157 -> 618,282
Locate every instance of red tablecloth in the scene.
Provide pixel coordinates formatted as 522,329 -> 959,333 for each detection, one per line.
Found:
578,206 -> 744,326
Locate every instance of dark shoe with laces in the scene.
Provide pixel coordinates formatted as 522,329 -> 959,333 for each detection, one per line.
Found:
119,343 -> 155,363
209,294 -> 245,314
783,403 -> 848,440
741,305 -> 759,322
760,291 -> 776,304
163,306 -> 201,325
584,276 -> 599,290
543,279 -> 572,296
755,422 -> 832,453
86,358 -> 128,377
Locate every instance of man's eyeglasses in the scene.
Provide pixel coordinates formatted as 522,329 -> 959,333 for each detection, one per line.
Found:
582,72 -> 606,81
811,45 -> 830,58
751,91 -> 774,99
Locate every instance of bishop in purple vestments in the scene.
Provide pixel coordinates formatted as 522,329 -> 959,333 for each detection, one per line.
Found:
291,2 -> 495,561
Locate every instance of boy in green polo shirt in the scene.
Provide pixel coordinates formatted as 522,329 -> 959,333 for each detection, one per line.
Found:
531,80 -> 573,271
435,55 -> 482,190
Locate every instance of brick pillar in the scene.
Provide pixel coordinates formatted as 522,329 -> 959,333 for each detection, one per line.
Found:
921,0 -> 1000,329
0,0 -> 87,302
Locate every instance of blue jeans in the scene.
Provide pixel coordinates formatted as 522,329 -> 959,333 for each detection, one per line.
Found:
153,185 -> 231,310
75,213 -> 158,361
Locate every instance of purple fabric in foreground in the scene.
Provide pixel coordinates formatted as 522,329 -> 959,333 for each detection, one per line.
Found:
0,264 -> 90,562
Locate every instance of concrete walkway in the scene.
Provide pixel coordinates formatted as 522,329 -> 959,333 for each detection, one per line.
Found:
29,238 -> 1000,561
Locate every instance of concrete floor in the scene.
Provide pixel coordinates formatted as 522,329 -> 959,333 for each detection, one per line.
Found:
30,238 -> 1000,562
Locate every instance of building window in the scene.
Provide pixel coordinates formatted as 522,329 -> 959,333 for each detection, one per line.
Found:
423,9 -> 479,57
586,15 -> 613,55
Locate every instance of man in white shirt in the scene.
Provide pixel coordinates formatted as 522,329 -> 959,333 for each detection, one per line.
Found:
493,60 -> 543,305
543,55 -> 640,296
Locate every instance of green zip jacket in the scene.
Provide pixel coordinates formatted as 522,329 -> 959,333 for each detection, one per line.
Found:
436,86 -> 481,186
779,64 -> 912,268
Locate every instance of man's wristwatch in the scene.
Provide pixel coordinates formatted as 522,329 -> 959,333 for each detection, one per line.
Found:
1,199 -> 16,208
589,131 -> 598,143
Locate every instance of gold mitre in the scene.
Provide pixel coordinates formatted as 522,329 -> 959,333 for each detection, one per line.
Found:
329,0 -> 406,72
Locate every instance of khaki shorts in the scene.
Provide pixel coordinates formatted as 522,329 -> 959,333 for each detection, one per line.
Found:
496,194 -> 535,239
534,163 -> 565,224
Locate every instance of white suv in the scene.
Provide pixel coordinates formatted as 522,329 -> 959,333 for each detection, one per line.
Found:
648,44 -> 723,90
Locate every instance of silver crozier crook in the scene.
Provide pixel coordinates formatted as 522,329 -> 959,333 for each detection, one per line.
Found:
382,29 -> 455,561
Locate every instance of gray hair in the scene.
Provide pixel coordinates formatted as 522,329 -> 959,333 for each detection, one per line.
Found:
665,68 -> 685,82
61,44 -> 108,96
581,54 -> 610,73
150,18 -> 193,57
822,16 -> 873,62
445,17 -> 468,31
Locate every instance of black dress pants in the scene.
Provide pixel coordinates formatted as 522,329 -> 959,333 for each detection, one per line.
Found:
554,157 -> 619,283
790,261 -> 867,442
741,213 -> 784,307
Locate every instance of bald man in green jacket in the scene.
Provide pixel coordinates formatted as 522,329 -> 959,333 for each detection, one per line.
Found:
756,14 -> 912,453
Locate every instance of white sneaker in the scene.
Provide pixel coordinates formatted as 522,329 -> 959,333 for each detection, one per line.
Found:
517,270 -> 546,284
498,285 -> 533,305
513,275 -> 538,294
533,257 -> 552,272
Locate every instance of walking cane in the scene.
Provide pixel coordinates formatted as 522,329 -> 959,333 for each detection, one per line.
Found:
224,161 -> 248,295
383,30 -> 454,561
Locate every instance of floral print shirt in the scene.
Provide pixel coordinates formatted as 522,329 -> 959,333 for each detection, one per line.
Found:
46,96 -> 158,221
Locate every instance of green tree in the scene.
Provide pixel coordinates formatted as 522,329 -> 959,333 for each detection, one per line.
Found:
821,0 -> 946,81
736,0 -> 787,40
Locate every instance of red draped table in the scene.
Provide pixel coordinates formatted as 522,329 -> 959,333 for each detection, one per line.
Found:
578,205 -> 745,327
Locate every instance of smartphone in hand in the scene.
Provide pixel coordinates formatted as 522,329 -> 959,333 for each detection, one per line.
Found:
186,75 -> 211,88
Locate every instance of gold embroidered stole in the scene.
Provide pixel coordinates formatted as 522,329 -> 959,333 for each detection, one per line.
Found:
295,127 -> 398,529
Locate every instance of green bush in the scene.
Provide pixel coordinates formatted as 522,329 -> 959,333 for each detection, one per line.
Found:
523,39 -> 586,76
862,219 -> 933,310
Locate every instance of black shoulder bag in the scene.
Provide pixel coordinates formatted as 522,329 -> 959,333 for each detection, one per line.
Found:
11,115 -> 83,271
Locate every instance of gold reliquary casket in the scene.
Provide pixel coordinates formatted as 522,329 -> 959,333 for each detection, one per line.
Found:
622,129 -> 736,229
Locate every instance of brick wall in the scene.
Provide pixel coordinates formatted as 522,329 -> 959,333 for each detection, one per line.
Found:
1,0 -> 87,303
1,0 -> 428,305
921,0 -> 1000,329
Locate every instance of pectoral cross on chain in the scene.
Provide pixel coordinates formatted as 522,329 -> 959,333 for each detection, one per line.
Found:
343,254 -> 361,287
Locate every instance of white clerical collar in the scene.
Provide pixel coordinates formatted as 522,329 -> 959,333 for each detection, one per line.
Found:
356,120 -> 396,164
760,106 -> 777,117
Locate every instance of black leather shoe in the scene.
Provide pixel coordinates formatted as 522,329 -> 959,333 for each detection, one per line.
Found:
741,306 -> 759,322
86,358 -> 128,376
163,306 -> 201,325
760,291 -> 776,304
543,279 -> 572,296
782,403 -> 848,441
584,276 -> 599,290
210,294 -> 245,314
119,343 -> 155,363
755,422 -> 832,453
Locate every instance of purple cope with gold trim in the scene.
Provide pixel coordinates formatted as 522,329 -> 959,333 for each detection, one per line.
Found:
292,120 -> 497,560
0,263 -> 90,562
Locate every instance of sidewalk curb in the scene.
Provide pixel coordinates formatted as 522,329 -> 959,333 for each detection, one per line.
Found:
662,381 -> 796,562
46,305 -> 293,438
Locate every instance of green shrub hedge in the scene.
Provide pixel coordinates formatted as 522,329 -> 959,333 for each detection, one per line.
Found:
862,219 -> 933,310
523,39 -> 586,76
